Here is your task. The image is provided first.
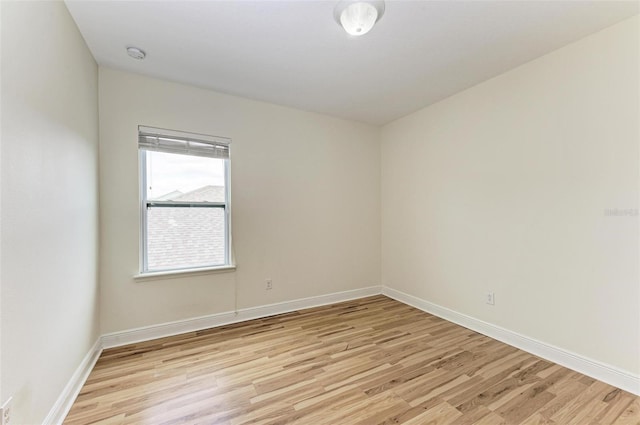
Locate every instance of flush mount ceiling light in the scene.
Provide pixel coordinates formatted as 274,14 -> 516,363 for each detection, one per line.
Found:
334,0 -> 385,36
126,46 -> 146,60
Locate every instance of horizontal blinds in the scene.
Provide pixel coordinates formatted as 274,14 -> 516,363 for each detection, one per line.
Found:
138,125 -> 231,159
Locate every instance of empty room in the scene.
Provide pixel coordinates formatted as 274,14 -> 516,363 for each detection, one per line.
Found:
1,0 -> 639,424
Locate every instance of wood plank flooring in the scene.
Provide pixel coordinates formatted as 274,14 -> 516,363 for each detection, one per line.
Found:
64,296 -> 640,424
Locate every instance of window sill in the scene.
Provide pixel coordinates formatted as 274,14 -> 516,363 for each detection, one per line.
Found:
134,265 -> 236,281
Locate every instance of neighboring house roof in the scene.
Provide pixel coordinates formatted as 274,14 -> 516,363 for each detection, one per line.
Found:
147,185 -> 226,270
154,185 -> 225,203
174,185 -> 225,202
155,190 -> 184,201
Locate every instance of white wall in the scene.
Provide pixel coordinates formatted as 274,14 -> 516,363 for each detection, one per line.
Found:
381,16 -> 639,377
99,68 -> 380,334
0,1 -> 100,424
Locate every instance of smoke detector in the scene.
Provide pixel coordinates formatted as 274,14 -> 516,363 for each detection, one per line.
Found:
126,46 -> 146,60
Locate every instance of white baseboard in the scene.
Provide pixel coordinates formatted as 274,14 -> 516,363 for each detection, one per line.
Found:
49,286 -> 382,423
382,286 -> 640,396
49,284 -> 639,424
102,285 -> 382,349
43,338 -> 103,425
101,310 -> 238,349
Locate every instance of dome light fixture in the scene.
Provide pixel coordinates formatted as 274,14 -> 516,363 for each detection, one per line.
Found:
126,46 -> 146,60
334,0 -> 385,36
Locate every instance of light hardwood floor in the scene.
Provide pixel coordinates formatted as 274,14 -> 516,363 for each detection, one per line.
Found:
64,296 -> 639,424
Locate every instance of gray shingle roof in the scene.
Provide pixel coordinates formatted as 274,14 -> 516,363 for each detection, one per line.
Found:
147,185 -> 226,271
154,185 -> 225,202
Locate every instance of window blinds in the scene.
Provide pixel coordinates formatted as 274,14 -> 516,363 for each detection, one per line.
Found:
138,125 -> 231,159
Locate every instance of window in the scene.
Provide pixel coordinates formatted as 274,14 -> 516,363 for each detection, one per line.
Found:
138,126 -> 231,273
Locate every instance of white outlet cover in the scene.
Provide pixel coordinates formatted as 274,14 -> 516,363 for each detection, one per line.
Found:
486,292 -> 495,305
1,396 -> 12,425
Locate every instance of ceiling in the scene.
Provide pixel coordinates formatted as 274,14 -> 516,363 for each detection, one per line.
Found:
65,1 -> 639,126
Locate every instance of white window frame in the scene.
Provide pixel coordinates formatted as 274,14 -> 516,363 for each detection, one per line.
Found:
137,125 -> 233,275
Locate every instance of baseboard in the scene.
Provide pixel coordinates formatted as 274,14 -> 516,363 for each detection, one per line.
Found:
102,285 -> 382,349
382,286 -> 640,396
43,338 -> 103,425
51,284 -> 637,425
52,286 -> 381,422
234,285 -> 382,323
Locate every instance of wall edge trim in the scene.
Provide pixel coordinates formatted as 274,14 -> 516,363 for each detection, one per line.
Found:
101,285 -> 383,349
382,286 -> 640,396
43,338 -> 103,425
48,286 -> 382,423
49,284 -> 639,424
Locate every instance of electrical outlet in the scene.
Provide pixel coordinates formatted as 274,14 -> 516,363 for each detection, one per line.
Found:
266,279 -> 273,290
1,396 -> 13,425
486,292 -> 495,305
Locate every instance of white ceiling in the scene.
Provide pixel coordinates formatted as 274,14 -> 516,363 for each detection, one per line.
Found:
65,1 -> 638,126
